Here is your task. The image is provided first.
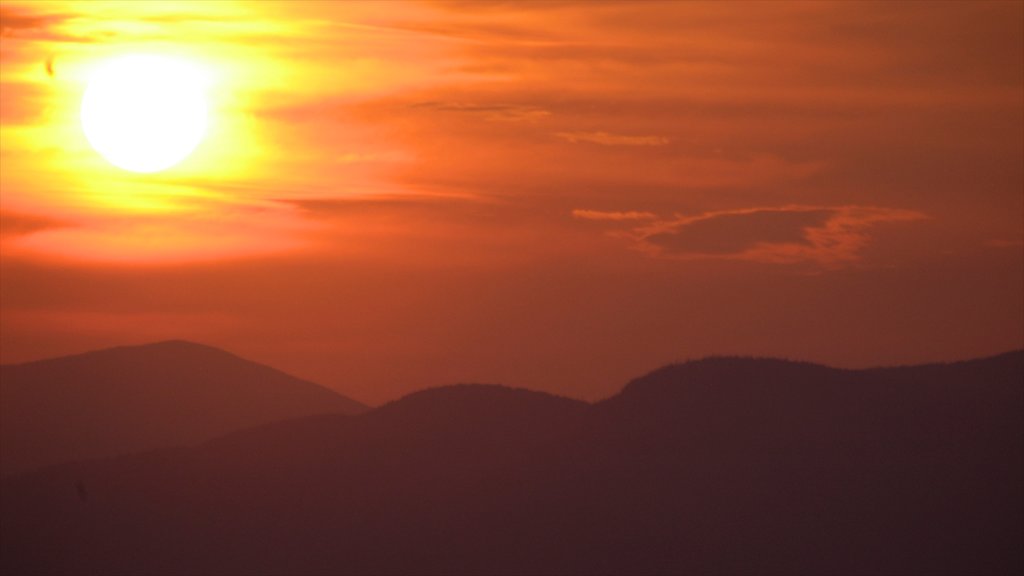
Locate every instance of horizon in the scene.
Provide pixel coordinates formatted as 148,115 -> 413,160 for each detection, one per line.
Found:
4,338 -> 1022,406
2,1 -> 1022,405
4,334 -> 1022,405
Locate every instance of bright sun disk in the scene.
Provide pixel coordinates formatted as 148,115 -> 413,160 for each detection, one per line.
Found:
81,54 -> 209,174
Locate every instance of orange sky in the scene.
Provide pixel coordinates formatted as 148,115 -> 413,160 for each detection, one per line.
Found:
1,1 -> 1021,404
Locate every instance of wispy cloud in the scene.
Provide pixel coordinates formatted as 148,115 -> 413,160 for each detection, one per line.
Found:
555,131 -> 669,146
0,5 -> 70,38
578,205 -> 928,267
1,197 -> 310,265
411,101 -> 551,122
571,209 -> 656,221
0,211 -> 70,238
642,207 -> 834,255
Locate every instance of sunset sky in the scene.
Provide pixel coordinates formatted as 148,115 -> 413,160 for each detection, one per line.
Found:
1,1 -> 1021,404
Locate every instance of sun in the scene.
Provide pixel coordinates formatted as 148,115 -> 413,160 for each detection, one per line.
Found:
81,54 -> 209,174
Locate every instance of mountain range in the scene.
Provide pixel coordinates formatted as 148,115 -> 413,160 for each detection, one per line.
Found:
1,344 -> 1021,575
0,340 -> 366,476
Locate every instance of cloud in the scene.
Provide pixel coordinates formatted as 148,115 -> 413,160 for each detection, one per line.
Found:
365,17 -> 556,44
0,5 -> 93,44
428,0 -> 587,12
284,196 -> 466,218
411,101 -> 551,122
555,131 -> 670,146
0,198 -> 311,265
644,208 -> 834,254
0,6 -> 67,36
0,211 -> 69,238
571,209 -> 656,221
580,205 -> 928,266
1,3 -> 307,49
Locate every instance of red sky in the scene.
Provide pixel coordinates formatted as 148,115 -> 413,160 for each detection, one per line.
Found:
1,1 -> 1021,404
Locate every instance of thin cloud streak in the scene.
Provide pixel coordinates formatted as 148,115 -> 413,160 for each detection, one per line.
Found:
555,131 -> 670,146
572,209 -> 656,221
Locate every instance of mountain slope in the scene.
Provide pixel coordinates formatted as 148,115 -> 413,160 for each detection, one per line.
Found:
0,340 -> 366,475
575,351 -> 1024,574
1,351 -> 1020,575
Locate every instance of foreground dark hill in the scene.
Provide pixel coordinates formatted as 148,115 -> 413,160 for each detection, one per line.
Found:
2,352 -> 1021,575
0,340 -> 367,475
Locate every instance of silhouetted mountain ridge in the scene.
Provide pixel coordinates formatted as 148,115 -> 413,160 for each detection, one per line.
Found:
600,351 -> 1022,463
0,340 -> 367,475
615,350 -> 1022,399
374,383 -> 587,427
612,355 -> 841,406
191,384 -> 588,482
1,350 -> 1020,575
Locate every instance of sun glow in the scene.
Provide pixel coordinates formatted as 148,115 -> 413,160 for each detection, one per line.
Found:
80,54 -> 209,173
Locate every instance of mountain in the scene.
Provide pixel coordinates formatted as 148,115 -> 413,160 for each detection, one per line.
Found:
576,352 -> 1024,574
0,340 -> 367,476
1,351 -> 1020,575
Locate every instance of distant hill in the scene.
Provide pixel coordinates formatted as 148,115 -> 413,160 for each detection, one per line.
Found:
1,351 -> 1020,575
0,340 -> 367,476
